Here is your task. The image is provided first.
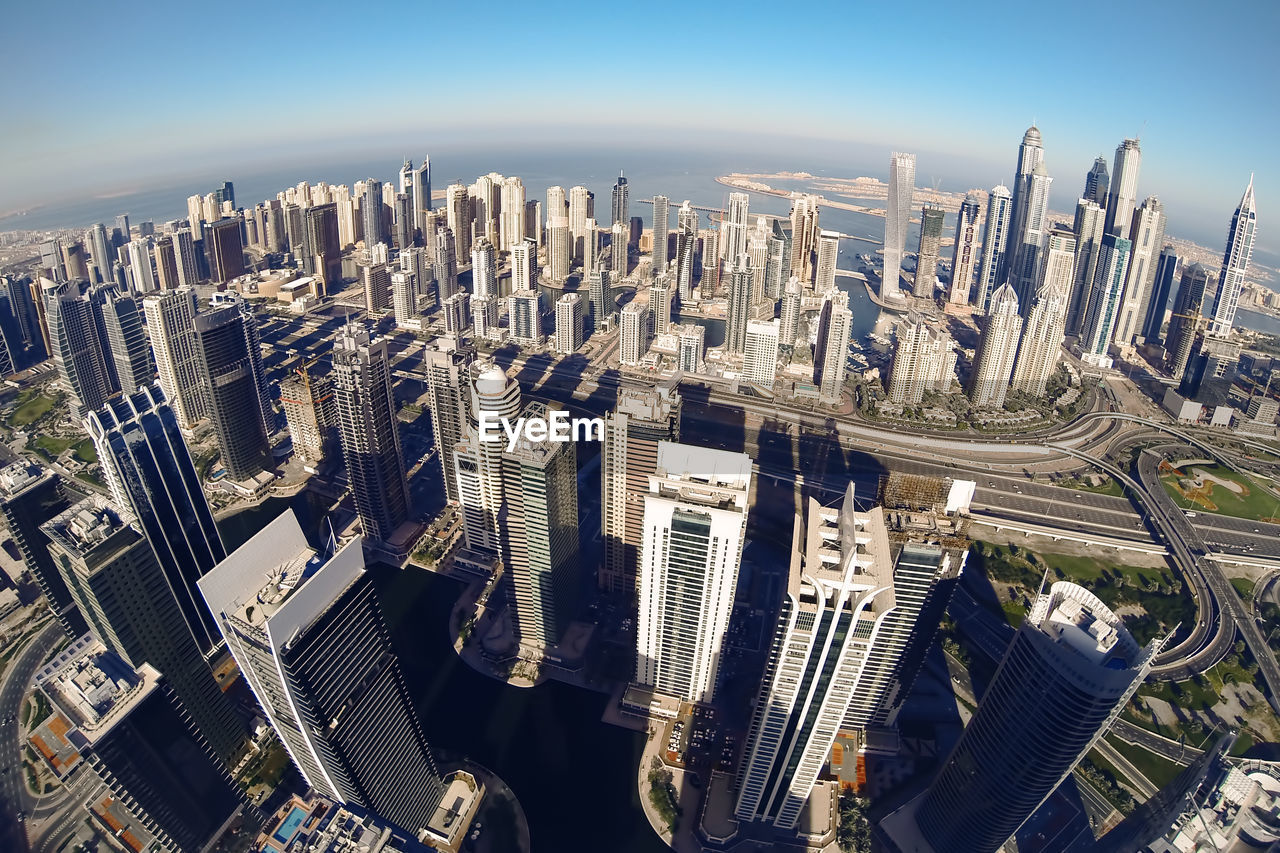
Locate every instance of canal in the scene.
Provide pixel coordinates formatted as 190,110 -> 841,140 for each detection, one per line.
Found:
218,497 -> 669,853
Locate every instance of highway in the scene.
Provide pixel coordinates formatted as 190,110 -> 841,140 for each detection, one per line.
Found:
0,620 -> 63,853
1137,448 -> 1280,710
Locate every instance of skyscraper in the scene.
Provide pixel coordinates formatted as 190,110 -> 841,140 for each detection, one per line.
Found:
423,344 -> 474,506
511,238 -> 538,295
889,315 -> 956,404
279,364 -> 335,468
392,192 -> 414,251
547,215 -> 571,282
600,383 -> 681,597
391,269 -> 422,330
446,182 -> 471,260
677,325 -> 705,372
1006,126 -> 1045,270
883,152 -> 917,293
1164,264 -> 1210,380
200,510 -> 445,833
1066,198 -> 1106,337
814,229 -> 840,294
1084,156 -> 1109,206
814,290 -> 852,401
652,195 -> 669,272
500,402 -> 580,647
649,274 -> 673,336
725,256 -> 753,356
737,484 -> 930,831
433,227 -> 459,301
586,266 -> 612,332
1207,176 -> 1258,337
721,192 -> 751,263
332,323 -> 409,544
1113,196 -> 1166,347
974,185 -> 1012,313
1008,161 -> 1053,309
779,277 -> 802,349
569,185 -> 594,257
95,287 -> 153,395
412,155 -> 432,231
611,171 -> 629,227
610,222 -> 628,275
554,292 -> 583,354
141,289 -> 206,429
193,301 -> 271,481
635,443 -> 751,703
1079,234 -> 1133,367
914,204 -> 945,298
1142,246 -> 1181,345
499,176 -> 526,252
1104,138 -> 1142,238
85,387 -> 229,655
43,280 -> 113,416
0,462 -> 87,637
453,361 -> 520,553
789,195 -> 820,282
619,301 -> 649,366
204,218 -> 246,283
32,636 -> 246,851
510,290 -> 542,347
969,283 -> 1023,408
742,319 -> 780,386
1011,228 -> 1076,396
302,202 -> 342,295
45,494 -> 250,767
947,192 -> 983,308
910,583 -> 1161,853
700,228 -> 720,294
471,236 -> 497,298
362,179 -> 388,247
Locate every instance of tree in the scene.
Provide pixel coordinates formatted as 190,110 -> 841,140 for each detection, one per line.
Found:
837,791 -> 871,852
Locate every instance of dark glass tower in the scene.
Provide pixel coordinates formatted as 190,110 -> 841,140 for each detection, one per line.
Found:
913,582 -> 1160,853
34,636 -> 246,851
302,202 -> 342,296
1164,264 -> 1210,381
201,510 -> 445,836
0,462 -> 87,637
1142,245 -> 1181,345
85,386 -> 228,656
194,302 -> 271,481
1083,155 -> 1110,206
42,496 -> 248,764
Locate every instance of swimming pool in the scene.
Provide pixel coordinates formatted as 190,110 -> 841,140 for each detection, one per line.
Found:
272,806 -> 307,845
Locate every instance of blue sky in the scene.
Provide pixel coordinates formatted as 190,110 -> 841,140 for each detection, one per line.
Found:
1,0 -> 1274,250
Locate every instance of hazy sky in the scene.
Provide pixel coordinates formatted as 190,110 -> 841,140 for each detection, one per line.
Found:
1,0 -> 1274,249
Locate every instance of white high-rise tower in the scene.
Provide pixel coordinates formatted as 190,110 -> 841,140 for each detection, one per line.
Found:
883,152 -> 917,294
636,443 -> 751,704
1207,176 -> 1258,337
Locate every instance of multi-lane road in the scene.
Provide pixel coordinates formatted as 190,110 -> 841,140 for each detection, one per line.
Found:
0,620 -> 63,853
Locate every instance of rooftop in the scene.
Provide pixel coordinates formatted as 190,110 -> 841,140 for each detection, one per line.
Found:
199,509 -> 366,648
33,633 -> 160,748
40,495 -> 136,561
0,460 -> 52,499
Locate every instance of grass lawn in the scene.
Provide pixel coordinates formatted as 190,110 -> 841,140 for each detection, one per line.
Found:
9,392 -> 55,427
1104,735 -> 1182,789
1231,576 -> 1256,603
72,439 -> 97,463
31,435 -> 73,459
1058,477 -> 1127,498
1160,462 -> 1280,522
